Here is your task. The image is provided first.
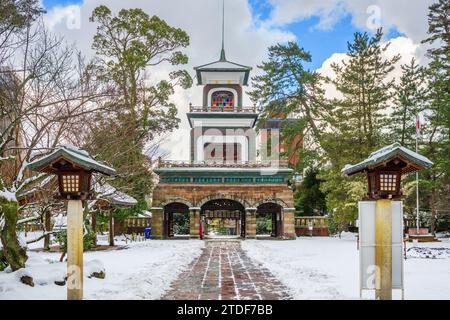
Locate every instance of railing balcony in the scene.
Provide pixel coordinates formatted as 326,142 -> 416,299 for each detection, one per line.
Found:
157,159 -> 289,169
189,104 -> 257,113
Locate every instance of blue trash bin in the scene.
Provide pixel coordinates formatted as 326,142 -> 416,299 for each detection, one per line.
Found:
144,228 -> 151,239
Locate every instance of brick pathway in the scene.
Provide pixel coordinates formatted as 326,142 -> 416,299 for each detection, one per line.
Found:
162,239 -> 291,300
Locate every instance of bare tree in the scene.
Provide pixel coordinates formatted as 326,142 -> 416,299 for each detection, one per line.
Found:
0,15 -> 108,270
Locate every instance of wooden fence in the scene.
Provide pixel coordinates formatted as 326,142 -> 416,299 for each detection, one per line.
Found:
294,216 -> 329,236
114,217 -> 152,235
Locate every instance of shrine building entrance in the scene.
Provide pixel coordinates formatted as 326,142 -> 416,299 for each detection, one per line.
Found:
163,202 -> 190,238
256,202 -> 282,238
201,199 -> 245,238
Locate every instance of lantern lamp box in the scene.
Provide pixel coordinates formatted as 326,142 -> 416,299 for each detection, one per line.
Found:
28,145 -> 116,200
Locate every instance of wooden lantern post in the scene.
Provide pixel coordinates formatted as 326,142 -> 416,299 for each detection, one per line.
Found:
28,145 -> 115,300
343,143 -> 432,300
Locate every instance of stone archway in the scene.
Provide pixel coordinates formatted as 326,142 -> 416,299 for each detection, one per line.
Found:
161,197 -> 193,208
253,198 -> 288,209
200,198 -> 246,238
197,193 -> 251,209
163,202 -> 190,238
256,202 -> 283,238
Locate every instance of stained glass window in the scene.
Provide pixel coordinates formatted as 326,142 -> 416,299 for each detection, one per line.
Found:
211,91 -> 234,110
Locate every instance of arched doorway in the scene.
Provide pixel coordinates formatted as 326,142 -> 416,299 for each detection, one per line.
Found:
163,202 -> 190,238
257,203 -> 282,238
201,199 -> 245,238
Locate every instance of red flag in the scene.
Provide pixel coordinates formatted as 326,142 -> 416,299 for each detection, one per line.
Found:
416,114 -> 421,137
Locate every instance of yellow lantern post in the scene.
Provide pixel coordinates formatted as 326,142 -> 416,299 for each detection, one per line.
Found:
343,143 -> 433,300
28,145 -> 116,300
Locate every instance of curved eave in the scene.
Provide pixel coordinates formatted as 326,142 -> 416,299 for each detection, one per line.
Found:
194,60 -> 252,86
28,150 -> 116,176
342,148 -> 433,176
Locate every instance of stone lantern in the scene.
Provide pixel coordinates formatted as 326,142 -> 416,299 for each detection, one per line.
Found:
28,145 -> 115,300
343,143 -> 433,199
342,143 -> 432,300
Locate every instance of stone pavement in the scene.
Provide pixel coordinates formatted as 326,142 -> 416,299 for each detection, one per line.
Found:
162,239 -> 291,300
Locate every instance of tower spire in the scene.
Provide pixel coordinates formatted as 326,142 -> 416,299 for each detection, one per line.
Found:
220,0 -> 226,61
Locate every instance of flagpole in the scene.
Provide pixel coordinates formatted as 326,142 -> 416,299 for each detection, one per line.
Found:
416,114 -> 420,234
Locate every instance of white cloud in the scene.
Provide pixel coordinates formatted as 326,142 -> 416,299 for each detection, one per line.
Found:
43,0 -> 295,160
317,36 -> 420,100
44,5 -> 81,30
267,0 -> 434,43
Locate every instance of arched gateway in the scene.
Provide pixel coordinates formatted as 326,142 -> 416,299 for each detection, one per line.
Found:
149,34 -> 296,240
201,199 -> 245,238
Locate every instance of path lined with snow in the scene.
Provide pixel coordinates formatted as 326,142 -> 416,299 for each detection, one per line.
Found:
0,239 -> 204,300
162,240 -> 291,300
242,235 -> 450,300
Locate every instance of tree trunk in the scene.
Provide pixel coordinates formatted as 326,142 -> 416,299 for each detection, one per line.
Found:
0,199 -> 28,271
44,209 -> 51,251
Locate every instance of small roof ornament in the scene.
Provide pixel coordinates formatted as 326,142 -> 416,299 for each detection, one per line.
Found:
342,143 -> 433,177
28,145 -> 116,176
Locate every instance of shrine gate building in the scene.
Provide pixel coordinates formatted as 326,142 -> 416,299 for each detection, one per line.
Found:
150,45 -> 296,240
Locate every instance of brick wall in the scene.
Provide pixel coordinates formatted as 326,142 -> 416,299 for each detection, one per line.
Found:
152,183 -> 294,208
151,182 -> 295,239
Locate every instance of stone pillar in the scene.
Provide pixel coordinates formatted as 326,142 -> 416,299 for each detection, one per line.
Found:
150,207 -> 164,239
283,208 -> 296,239
189,207 -> 201,239
245,208 -> 257,239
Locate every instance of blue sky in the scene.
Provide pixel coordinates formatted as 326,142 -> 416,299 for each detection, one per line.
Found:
43,0 -> 81,7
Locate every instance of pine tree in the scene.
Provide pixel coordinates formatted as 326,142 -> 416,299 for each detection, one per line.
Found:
294,168 -> 327,216
320,29 -> 400,232
250,42 -> 330,171
390,58 -> 427,149
420,0 -> 450,235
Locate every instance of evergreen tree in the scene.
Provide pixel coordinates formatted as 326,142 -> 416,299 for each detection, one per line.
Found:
320,29 -> 400,232
85,6 -> 192,202
250,42 -> 330,171
294,168 -> 327,216
420,0 -> 450,235
390,58 -> 427,149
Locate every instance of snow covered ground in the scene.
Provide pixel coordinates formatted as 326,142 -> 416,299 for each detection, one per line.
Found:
242,233 -> 450,300
1,231 -> 449,300
0,234 -> 204,300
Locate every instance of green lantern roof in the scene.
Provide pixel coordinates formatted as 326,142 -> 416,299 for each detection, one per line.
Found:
342,143 -> 433,176
28,145 -> 116,176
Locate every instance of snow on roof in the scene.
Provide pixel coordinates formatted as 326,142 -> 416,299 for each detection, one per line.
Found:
195,60 -> 252,71
138,210 -> 152,218
194,57 -> 252,85
93,181 -> 138,207
342,143 -> 433,176
28,145 -> 116,176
